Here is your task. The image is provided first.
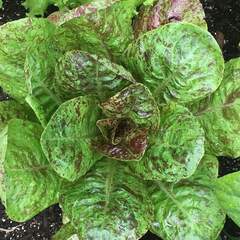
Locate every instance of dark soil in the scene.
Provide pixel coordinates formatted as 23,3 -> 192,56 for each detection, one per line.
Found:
0,0 -> 240,239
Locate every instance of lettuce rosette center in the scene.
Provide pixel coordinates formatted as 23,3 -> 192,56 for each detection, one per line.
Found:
93,83 -> 160,161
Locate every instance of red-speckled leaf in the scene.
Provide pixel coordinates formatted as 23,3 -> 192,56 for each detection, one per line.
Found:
126,22 -> 224,105
130,104 -> 204,182
59,158 -> 153,239
0,119 -> 61,222
41,96 -> 102,182
54,50 -> 135,101
150,181 -> 225,240
48,0 -> 144,61
93,83 -> 160,161
191,58 -> 240,158
133,0 -> 207,38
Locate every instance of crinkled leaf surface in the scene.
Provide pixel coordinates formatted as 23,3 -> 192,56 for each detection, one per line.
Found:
41,96 -> 102,182
54,50 -> 135,101
93,83 -> 160,161
49,0 -> 144,61
0,18 -> 33,102
60,158 -> 152,239
214,171 -> 240,227
126,22 -> 224,104
52,223 -> 79,240
133,0 -> 207,37
193,58 -> 240,157
130,104 -> 204,182
150,182 -> 225,240
0,119 -> 61,222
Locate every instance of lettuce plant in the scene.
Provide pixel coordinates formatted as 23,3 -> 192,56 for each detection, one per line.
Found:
0,0 -> 240,239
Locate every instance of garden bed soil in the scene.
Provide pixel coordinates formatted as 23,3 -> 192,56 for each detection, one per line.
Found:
0,0 -> 240,239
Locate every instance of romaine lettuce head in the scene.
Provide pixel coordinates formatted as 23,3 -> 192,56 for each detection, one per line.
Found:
0,1 -> 234,238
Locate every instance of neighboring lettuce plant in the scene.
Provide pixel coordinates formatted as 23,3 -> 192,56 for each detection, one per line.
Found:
0,0 -> 240,239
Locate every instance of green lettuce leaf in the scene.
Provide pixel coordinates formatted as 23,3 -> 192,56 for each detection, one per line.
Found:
56,0 -> 92,9
0,0 -> 2,8
0,119 -> 61,222
93,83 -> 160,161
188,154 -> 219,183
0,100 -> 35,129
23,0 -> 91,15
59,158 -> 153,239
25,19 -> 62,127
54,50 -> 135,101
214,171 -> 240,227
52,223 -> 79,240
0,17 -> 63,111
48,0 -> 144,61
41,96 -> 102,182
126,22 -> 224,104
130,104 -> 204,182
150,182 -> 225,240
23,0 -> 55,16
0,18 -> 32,102
192,57 -> 240,157
133,0 -> 207,37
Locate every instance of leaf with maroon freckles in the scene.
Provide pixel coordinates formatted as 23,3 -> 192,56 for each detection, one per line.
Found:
133,0 -> 207,38
92,83 -> 159,161
96,118 -> 120,142
99,83 -> 160,132
92,128 -> 148,161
